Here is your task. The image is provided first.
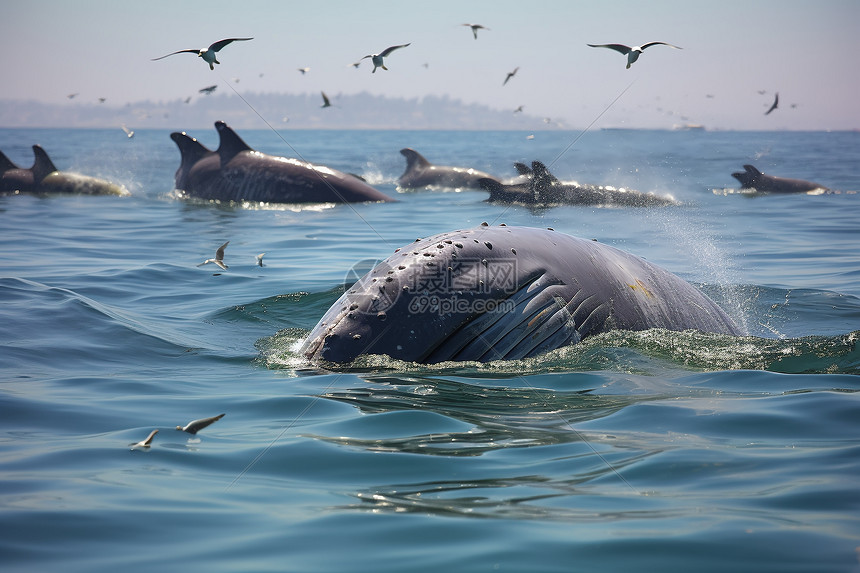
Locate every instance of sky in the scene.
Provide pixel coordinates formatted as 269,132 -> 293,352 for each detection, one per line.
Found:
1,0 -> 858,130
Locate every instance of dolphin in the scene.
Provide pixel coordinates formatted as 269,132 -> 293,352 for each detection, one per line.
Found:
731,164 -> 827,194
478,161 -> 676,207
300,225 -> 741,364
170,121 -> 395,204
397,148 -> 502,190
0,146 -> 129,196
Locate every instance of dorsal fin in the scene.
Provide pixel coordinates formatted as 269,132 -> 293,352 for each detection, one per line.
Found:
400,148 -> 431,171
170,131 -> 212,169
531,161 -> 560,184
0,149 -> 19,173
743,164 -> 762,176
513,162 -> 532,176
31,145 -> 58,182
214,121 -> 252,163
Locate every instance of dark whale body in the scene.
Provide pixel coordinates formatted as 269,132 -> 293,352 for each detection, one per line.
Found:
170,121 -> 394,204
731,164 -> 827,194
397,148 -> 500,190
0,146 -> 128,196
479,161 -> 676,207
301,225 -> 741,364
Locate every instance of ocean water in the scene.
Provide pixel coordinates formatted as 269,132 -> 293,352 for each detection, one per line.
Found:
1,126 -> 859,572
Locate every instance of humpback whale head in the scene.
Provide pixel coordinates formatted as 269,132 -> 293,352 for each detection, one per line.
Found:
301,225 -> 741,364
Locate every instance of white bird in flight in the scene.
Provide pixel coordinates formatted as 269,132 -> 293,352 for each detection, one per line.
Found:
361,43 -> 411,73
587,41 -> 682,69
198,241 -> 229,270
176,413 -> 225,434
152,37 -> 253,70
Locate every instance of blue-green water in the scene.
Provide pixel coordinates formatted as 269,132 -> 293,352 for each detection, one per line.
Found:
1,127 -> 859,572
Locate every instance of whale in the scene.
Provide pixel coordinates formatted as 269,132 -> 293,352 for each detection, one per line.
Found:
397,148 -> 502,190
0,146 -> 129,196
300,225 -> 741,364
170,121 -> 395,204
731,164 -> 827,194
479,161 -> 676,207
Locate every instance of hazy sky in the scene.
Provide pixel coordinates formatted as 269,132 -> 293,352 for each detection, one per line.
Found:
2,0 -> 858,130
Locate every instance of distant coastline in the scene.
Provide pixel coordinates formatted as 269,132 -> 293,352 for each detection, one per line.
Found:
0,92 -> 558,131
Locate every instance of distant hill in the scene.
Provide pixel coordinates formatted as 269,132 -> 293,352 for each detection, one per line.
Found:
0,92 -> 556,130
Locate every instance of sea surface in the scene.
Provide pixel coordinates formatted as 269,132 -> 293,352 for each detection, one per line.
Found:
1,126 -> 859,572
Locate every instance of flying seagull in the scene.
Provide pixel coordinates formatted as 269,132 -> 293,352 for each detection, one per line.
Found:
297,67 -> 310,75
765,92 -> 779,115
198,241 -> 229,270
199,85 -> 217,95
130,429 -> 158,449
587,42 -> 682,69
176,413 -> 225,434
256,253 -> 265,267
361,43 -> 411,73
462,23 -> 489,39
503,67 -> 519,86
121,124 -> 134,138
152,37 -> 253,70
320,91 -> 332,108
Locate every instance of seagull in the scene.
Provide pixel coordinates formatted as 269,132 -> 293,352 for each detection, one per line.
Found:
67,93 -> 78,99
256,253 -> 265,266
513,105 -> 524,113
98,97 -> 106,103
199,85 -> 217,95
765,92 -> 779,115
198,241 -> 229,270
320,91 -> 332,108
361,43 -> 411,73
130,429 -> 158,449
503,67 -> 519,86
462,23 -> 489,39
176,413 -> 225,434
151,37 -> 253,70
587,42 -> 682,69
121,125 -> 134,138
297,67 -> 310,75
